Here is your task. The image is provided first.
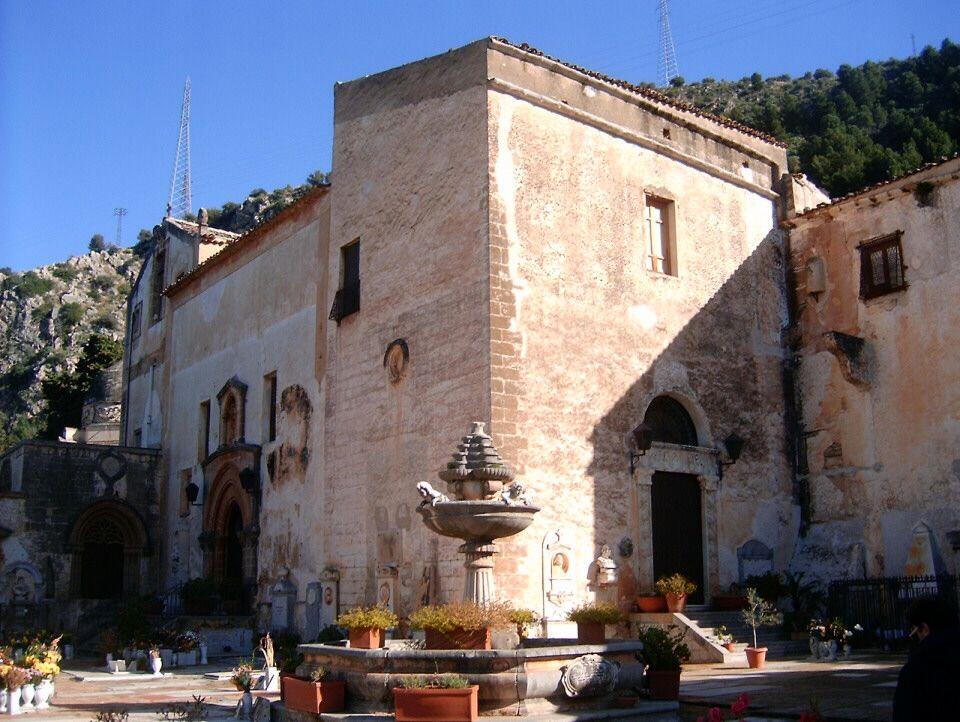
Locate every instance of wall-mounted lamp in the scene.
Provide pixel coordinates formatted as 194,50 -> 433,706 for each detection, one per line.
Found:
185,481 -> 202,506
239,467 -> 260,495
717,433 -> 746,480
628,422 -> 653,475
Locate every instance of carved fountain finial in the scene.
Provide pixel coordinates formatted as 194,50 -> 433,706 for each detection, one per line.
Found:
438,420 -> 515,500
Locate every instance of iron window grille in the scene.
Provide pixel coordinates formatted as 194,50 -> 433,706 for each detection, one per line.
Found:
859,232 -> 906,299
329,241 -> 360,323
130,301 -> 142,343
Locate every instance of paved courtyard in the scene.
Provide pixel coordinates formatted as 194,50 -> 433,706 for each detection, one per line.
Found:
22,660 -> 275,721
18,653 -> 906,721
680,653 -> 905,721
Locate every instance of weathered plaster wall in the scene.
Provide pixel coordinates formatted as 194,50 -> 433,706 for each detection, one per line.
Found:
324,41 -> 491,615
163,196 -> 329,627
485,43 -> 796,612
790,161 -> 960,581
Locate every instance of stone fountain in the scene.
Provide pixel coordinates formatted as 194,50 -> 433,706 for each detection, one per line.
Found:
291,422 -> 659,718
416,421 -> 539,605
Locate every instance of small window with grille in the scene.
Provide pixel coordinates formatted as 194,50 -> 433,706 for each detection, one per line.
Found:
329,240 -> 360,323
859,232 -> 906,299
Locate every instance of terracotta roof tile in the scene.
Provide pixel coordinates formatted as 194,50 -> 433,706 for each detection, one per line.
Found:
790,153 -> 960,220
491,37 -> 787,148
164,185 -> 330,297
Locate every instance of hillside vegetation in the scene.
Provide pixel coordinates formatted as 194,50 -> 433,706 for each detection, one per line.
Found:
663,39 -> 959,196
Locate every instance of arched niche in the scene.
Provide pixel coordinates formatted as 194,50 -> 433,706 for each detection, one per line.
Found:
66,499 -> 150,599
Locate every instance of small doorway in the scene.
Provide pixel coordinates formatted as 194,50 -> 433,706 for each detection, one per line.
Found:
651,471 -> 704,604
80,519 -> 125,599
220,503 -> 245,610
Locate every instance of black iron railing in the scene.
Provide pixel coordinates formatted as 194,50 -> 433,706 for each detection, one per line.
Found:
827,574 -> 960,648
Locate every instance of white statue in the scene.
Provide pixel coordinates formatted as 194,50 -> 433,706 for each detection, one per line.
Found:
500,481 -> 533,506
416,481 -> 449,507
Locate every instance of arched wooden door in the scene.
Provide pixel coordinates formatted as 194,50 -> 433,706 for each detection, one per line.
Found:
67,500 -> 149,599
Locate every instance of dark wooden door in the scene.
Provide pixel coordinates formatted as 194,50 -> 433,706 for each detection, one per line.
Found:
651,471 -> 704,604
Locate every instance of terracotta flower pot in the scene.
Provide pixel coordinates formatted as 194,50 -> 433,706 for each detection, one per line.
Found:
615,693 -> 639,708
348,627 -> 382,649
745,646 -> 768,669
664,593 -> 687,613
393,685 -> 478,722
424,627 -> 490,650
636,595 -> 668,613
723,642 -> 736,652
576,621 -> 606,645
282,676 -> 345,714
647,670 -> 681,700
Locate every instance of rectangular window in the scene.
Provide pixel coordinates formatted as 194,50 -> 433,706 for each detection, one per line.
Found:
329,240 -> 360,323
130,301 -> 142,343
859,232 -> 906,299
134,427 -> 142,446
150,248 -> 166,323
198,400 -> 210,461
179,469 -> 192,517
264,372 -> 277,442
644,196 -> 676,276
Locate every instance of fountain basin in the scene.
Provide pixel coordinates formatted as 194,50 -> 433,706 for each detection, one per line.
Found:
417,501 -> 540,543
291,640 -> 668,717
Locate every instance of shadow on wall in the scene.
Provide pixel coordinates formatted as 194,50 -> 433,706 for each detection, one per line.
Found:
586,228 -> 796,600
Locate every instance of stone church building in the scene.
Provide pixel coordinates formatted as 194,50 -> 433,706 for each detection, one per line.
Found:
3,39 -> 957,640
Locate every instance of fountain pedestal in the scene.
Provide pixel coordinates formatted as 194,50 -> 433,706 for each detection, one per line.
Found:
461,542 -> 497,605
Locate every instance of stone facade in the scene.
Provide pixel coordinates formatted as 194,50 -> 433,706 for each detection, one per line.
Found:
0,440 -> 161,637
107,40 -> 957,643
786,156 -> 960,582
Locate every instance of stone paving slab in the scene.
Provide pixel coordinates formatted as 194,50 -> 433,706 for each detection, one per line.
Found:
679,653 -> 904,721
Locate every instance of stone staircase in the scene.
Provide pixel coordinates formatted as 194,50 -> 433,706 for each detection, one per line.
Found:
682,609 -> 808,661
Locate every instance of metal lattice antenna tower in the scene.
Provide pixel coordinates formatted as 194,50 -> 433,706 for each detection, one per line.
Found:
657,0 -> 680,87
167,77 -> 192,218
113,207 -> 128,245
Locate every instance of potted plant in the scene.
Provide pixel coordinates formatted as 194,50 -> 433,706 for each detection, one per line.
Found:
18,668 -> 38,710
508,608 -> 539,639
654,573 -> 697,613
714,625 -> 735,652
148,647 -> 162,676
782,572 -> 824,640
637,625 -> 690,700
393,674 -> 478,722
176,631 -> 200,666
409,602 -> 510,650
635,591 -> 667,613
567,602 -> 623,644
282,666 -> 345,714
336,605 -> 399,649
231,662 -> 254,718
5,666 -> 29,715
741,587 -> 781,669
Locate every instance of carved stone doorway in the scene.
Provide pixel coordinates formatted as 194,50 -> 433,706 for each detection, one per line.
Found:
651,471 -> 704,604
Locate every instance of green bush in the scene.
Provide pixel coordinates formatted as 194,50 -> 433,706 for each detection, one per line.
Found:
93,314 -> 116,330
409,602 -> 511,632
59,302 -> 84,327
14,272 -> 54,298
52,265 -> 79,282
31,300 -> 54,323
91,274 -> 115,291
637,625 -> 691,671
336,605 -> 399,630
567,602 -> 623,625
397,674 -> 470,689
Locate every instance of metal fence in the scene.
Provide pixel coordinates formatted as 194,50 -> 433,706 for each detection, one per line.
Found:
827,574 -> 960,648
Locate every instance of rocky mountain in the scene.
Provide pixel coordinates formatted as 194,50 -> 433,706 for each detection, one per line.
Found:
0,249 -> 139,449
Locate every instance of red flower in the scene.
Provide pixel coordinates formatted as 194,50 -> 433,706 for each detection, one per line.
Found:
707,707 -> 725,722
731,693 -> 750,716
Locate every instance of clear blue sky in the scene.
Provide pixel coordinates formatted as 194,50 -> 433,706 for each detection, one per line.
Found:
1,0 -> 957,270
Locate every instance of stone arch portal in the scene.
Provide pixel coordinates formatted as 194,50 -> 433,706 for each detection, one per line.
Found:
633,393 -> 720,602
201,461 -> 258,612
67,499 -> 149,599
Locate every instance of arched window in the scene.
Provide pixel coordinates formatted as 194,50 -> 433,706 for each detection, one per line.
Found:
643,396 -> 699,446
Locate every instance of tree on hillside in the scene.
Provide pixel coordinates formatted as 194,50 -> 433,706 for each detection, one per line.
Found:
665,38 -> 960,196
40,333 -> 123,439
89,234 -> 106,252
